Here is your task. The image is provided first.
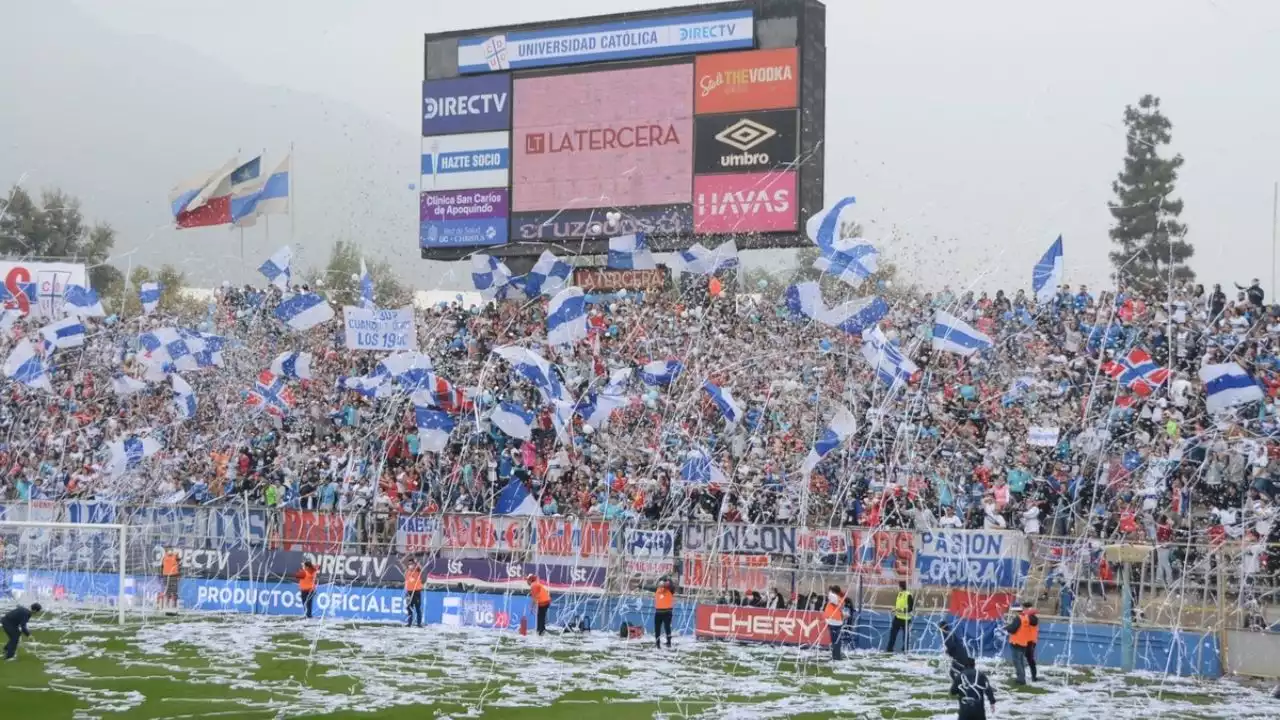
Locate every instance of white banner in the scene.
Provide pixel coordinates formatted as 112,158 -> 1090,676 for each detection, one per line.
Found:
343,306 -> 417,351
0,261 -> 88,318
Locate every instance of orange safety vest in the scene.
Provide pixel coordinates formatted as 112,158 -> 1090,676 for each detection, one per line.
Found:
655,586 -> 673,611
1010,610 -> 1039,646
298,567 -> 318,592
823,597 -> 845,625
161,553 -> 180,577
530,580 -> 551,607
404,568 -> 423,592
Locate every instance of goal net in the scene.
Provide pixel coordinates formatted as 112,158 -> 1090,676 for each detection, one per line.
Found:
0,520 -> 155,623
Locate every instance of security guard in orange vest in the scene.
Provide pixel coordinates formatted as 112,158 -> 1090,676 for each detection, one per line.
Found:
160,547 -> 181,612
654,578 -> 675,649
823,585 -> 847,661
1005,601 -> 1039,684
527,574 -> 551,635
296,561 -> 318,619
404,559 -> 424,627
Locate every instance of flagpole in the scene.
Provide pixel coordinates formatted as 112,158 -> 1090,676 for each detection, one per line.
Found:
1271,180 -> 1277,301
239,225 -> 245,261
289,141 -> 295,246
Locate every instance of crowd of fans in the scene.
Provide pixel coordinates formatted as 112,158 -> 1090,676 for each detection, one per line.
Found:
1,265 -> 1279,590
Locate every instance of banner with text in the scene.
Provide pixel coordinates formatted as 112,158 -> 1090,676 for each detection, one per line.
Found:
343,306 -> 417,351
915,530 -> 1029,588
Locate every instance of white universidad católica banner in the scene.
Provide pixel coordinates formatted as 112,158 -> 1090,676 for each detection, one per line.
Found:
343,306 -> 418,351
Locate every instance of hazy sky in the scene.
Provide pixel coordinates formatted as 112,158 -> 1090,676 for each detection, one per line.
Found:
35,1 -> 1280,292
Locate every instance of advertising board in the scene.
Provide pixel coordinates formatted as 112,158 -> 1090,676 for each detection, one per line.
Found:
695,47 -> 799,114
457,10 -> 754,73
573,267 -> 667,292
419,188 -> 509,248
694,604 -> 830,647
0,261 -> 88,318
693,171 -> 797,234
421,73 -> 511,135
420,132 -> 510,192
510,204 -> 691,242
512,64 -> 693,212
693,109 -> 798,174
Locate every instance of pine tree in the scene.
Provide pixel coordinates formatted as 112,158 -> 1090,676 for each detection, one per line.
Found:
1107,95 -> 1194,293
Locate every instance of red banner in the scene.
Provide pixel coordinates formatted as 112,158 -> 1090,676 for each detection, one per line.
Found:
281,510 -> 345,552
683,553 -> 769,591
442,515 -> 531,551
850,529 -> 916,586
695,604 -> 829,646
534,518 -> 610,557
948,589 -> 1016,621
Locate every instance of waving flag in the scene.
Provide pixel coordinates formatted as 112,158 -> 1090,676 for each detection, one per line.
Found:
802,408 -> 857,474
259,245 -> 292,290
547,287 -> 587,347
806,196 -> 859,250
785,282 -> 888,336
932,310 -> 994,356
495,476 -> 539,515
520,250 -> 573,297
3,340 -> 51,392
1200,362 -> 1263,413
472,254 -> 512,301
815,242 -> 878,286
1033,235 -> 1064,303
246,370 -> 295,417
862,327 -> 918,389
638,360 -> 683,386
576,392 -> 629,431
64,285 -> 105,318
702,381 -> 743,423
40,317 -> 86,350
139,282 -> 161,316
373,351 -> 434,391
490,402 -> 535,440
359,258 -> 375,309
108,436 -> 161,477
674,240 -> 738,275
607,233 -> 657,270
178,156 -> 262,229
1102,348 -> 1168,397
138,327 -> 222,374
275,293 -> 334,331
171,373 -> 196,420
414,406 -> 455,453
409,374 -> 471,413
493,346 -> 566,403
342,373 -> 391,399
111,374 -> 148,397
231,155 -> 291,226
270,351 -> 314,381
168,157 -> 237,217
681,448 -> 728,485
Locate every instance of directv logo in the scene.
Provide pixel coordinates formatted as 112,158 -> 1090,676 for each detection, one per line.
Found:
423,92 -> 509,120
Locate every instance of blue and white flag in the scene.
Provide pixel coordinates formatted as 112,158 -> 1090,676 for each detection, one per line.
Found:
495,476 -> 539,515
1032,235 -> 1063,303
520,250 -> 573,297
40,317 -> 86,350
274,292 -> 334,331
108,435 -> 161,477
111,374 -> 148,397
861,326 -> 918,388
64,285 -> 105,318
815,242 -> 878,286
702,381 -> 743,423
374,351 -> 433,391
605,367 -> 633,395
547,287 -> 587,347
493,345 -> 566,403
1200,362 -> 1264,414
138,327 -> 221,374
638,359 -> 683,386
1027,426 -> 1060,447
414,406 -> 455,453
232,154 -> 291,226
342,373 -> 391,399
139,282 -> 161,316
801,407 -> 858,474
471,254 -> 512,301
785,282 -> 888,336
270,351 -> 314,381
607,233 -> 657,270
932,310 -> 994,357
2,340 -> 51,392
171,373 -> 197,420
806,196 -> 858,252
259,245 -> 292,290
680,448 -> 728,485
674,240 -> 738,275
359,258 -> 375,309
576,392 -> 629,431
490,401 -> 535,440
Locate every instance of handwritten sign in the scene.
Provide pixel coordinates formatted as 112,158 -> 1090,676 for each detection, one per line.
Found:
343,306 -> 417,351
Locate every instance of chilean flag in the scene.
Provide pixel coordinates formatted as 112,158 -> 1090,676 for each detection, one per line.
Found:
1103,348 -> 1169,397
175,157 -> 261,229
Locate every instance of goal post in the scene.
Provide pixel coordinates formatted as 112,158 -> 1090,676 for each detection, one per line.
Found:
0,520 -> 129,625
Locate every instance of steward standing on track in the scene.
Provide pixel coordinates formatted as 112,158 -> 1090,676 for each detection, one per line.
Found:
1005,601 -> 1039,684
885,580 -> 914,652
161,546 -> 181,614
950,658 -> 996,720
654,577 -> 674,649
824,585 -> 847,661
404,559 -> 424,627
296,561 -> 318,619
527,574 -> 551,635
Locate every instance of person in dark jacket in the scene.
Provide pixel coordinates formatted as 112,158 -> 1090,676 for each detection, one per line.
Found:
1237,279 -> 1265,308
938,620 -> 972,683
3,603 -> 42,661
950,658 -> 997,720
